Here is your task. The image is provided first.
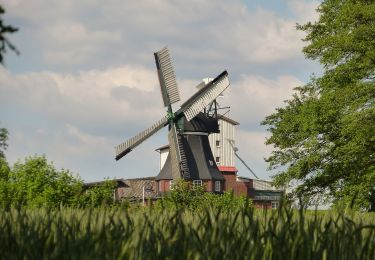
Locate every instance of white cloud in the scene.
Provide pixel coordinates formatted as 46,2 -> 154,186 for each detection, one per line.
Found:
42,21 -> 121,66
225,74 -> 302,127
220,7 -> 305,63
288,0 -> 320,24
5,0 -> 310,69
235,130 -> 273,179
0,66 -> 165,133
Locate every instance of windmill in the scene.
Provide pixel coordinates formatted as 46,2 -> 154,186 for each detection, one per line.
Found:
115,47 -> 230,182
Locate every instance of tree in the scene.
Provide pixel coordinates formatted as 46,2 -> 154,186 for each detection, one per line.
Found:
7,155 -> 84,207
262,0 -> 375,209
0,157 -> 11,208
159,181 -> 251,211
0,126 -> 8,159
80,179 -> 117,207
0,4 -> 19,64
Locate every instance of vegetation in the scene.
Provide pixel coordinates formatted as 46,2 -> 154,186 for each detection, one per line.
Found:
158,180 -> 252,211
262,0 -> 375,209
0,155 -> 117,208
0,203 -> 374,259
0,4 -> 19,64
0,125 -> 8,159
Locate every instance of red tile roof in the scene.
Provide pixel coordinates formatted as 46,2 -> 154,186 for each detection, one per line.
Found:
218,166 -> 238,172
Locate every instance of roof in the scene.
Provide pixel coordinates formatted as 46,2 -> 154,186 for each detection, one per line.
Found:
218,166 -> 238,172
84,177 -> 155,188
217,114 -> 240,125
117,178 -> 158,199
251,190 -> 284,201
155,144 -> 170,151
84,178 -> 127,187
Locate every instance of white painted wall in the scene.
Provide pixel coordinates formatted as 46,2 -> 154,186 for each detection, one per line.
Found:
159,149 -> 169,170
208,117 -> 236,167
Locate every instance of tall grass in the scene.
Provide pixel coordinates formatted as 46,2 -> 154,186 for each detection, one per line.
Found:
0,204 -> 374,259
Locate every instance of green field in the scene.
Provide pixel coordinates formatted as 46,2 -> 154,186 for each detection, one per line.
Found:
1,205 -> 374,259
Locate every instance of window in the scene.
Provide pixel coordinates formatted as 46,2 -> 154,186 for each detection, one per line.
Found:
169,180 -> 174,190
215,181 -> 221,192
193,180 -> 202,188
216,140 -> 220,147
215,157 -> 220,164
271,201 -> 279,209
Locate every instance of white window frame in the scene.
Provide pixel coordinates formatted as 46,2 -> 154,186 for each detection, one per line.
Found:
214,181 -> 221,192
271,201 -> 279,209
193,180 -> 202,188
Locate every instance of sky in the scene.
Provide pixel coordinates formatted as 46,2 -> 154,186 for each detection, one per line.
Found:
0,0 -> 321,182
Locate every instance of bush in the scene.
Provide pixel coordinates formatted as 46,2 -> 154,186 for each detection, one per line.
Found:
158,180 -> 252,211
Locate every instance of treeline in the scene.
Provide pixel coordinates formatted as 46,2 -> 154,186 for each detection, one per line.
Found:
0,155 -> 116,208
0,154 -> 252,210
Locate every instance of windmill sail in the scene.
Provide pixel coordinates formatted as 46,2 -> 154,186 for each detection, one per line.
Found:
179,71 -> 229,121
115,116 -> 168,160
154,47 -> 180,107
167,124 -> 182,180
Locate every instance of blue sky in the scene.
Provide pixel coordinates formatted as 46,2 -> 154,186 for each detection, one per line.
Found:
0,0 -> 320,182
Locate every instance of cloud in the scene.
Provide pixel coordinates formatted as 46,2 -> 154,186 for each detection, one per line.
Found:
288,0 -> 320,24
42,21 -> 121,66
235,130 -> 273,179
0,66 -> 165,136
4,0 -> 312,71
224,74 -> 302,129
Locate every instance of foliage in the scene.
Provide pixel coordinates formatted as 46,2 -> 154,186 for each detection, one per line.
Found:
79,179 -> 117,207
0,157 -> 11,208
0,155 -> 117,208
158,180 -> 252,211
262,0 -> 375,209
6,155 -> 83,208
0,126 -> 8,159
0,5 -> 19,64
0,205 -> 374,259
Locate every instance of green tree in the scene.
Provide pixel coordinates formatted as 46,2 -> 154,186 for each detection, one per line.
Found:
7,155 -> 83,207
159,180 -> 251,211
0,157 -> 11,208
262,0 -> 375,210
0,126 -> 8,159
0,4 -> 19,64
80,179 -> 117,207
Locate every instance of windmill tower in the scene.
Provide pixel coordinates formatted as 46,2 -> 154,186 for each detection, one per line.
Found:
115,47 -> 230,191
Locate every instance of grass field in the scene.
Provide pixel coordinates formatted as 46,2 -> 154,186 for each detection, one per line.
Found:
0,204 -> 374,259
